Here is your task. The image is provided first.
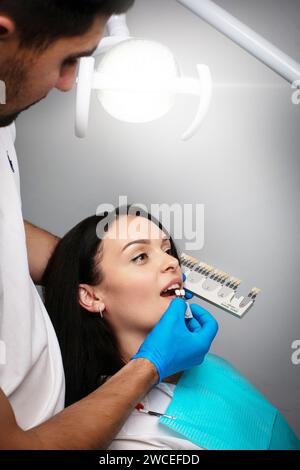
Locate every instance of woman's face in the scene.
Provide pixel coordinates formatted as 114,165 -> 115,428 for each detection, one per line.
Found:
96,215 -> 183,343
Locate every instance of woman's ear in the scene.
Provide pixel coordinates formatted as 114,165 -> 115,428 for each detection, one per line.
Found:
78,284 -> 105,315
0,16 -> 16,39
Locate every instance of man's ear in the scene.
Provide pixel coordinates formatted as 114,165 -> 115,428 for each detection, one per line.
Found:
0,16 -> 16,39
78,284 -> 105,315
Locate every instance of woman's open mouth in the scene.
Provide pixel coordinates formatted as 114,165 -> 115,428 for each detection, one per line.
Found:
160,283 -> 185,298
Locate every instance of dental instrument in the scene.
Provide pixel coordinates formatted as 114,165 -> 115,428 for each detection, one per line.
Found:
135,402 -> 176,420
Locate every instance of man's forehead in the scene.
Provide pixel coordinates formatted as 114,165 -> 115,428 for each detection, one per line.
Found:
54,16 -> 106,55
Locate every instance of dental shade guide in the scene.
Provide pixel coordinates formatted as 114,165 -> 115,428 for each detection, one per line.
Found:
180,253 -> 261,318
175,289 -> 194,319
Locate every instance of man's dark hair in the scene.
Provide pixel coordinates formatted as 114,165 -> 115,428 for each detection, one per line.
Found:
0,0 -> 134,49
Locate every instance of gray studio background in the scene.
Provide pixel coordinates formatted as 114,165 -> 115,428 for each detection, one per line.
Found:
15,0 -> 300,436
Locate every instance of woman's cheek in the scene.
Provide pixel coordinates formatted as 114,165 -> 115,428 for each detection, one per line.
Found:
124,271 -> 153,297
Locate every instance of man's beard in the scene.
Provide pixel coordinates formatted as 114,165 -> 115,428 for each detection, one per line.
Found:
0,99 -> 44,127
0,52 -> 45,127
0,110 -> 21,127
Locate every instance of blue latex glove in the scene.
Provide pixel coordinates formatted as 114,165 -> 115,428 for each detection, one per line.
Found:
182,272 -> 193,300
131,298 -> 218,383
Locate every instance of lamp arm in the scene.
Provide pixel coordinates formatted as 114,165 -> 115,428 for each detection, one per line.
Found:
177,0 -> 300,85
106,14 -> 130,37
94,15 -> 131,56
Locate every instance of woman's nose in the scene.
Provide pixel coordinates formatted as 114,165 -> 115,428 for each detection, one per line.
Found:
160,252 -> 180,272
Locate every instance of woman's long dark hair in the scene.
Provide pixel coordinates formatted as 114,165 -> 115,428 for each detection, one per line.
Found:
43,206 -> 179,406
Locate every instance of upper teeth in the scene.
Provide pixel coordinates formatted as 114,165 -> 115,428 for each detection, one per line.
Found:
163,283 -> 180,293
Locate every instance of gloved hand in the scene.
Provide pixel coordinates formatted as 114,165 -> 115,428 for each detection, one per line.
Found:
131,298 -> 218,382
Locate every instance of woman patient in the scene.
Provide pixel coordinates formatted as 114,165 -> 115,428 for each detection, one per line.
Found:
43,206 -> 300,450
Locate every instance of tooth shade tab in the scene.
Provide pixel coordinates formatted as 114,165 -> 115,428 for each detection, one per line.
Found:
175,289 -> 185,297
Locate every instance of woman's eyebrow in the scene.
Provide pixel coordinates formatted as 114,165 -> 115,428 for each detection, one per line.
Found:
122,237 -> 170,252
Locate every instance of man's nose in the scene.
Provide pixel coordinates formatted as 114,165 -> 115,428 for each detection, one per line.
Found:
55,66 -> 77,92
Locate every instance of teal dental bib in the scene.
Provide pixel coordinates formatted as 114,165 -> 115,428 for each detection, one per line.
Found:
160,354 -> 300,450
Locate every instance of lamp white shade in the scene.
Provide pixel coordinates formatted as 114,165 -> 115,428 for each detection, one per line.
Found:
96,39 -> 180,123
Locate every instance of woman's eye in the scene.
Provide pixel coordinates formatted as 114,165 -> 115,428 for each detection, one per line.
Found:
132,253 -> 148,263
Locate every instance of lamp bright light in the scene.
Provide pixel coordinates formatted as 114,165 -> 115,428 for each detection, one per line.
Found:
96,39 -> 180,123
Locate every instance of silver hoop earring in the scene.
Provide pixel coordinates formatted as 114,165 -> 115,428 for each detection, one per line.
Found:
99,308 -> 103,319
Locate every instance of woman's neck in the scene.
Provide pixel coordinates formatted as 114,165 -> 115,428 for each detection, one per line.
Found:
118,330 -> 183,386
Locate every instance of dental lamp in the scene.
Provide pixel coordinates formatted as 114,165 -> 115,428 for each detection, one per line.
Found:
75,14 -> 212,140
75,0 -> 300,140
